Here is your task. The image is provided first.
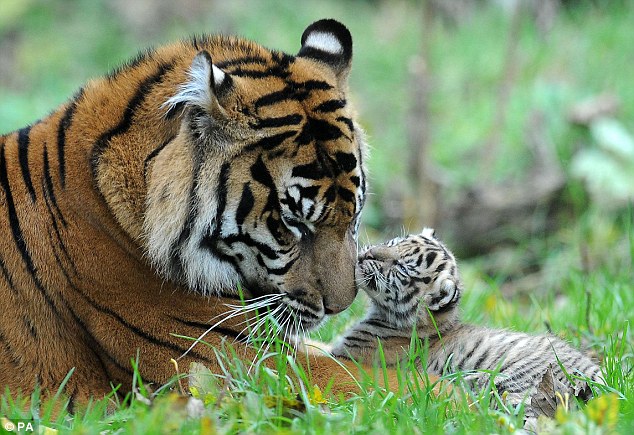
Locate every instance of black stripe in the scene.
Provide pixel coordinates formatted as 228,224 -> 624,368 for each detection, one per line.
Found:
68,282 -> 216,367
496,357 -> 547,393
91,62 -> 174,179
357,139 -> 366,198
0,330 -> 23,367
222,233 -> 279,260
425,252 -> 438,268
341,341 -> 371,349
50,239 -> 139,381
229,68 -> 286,79
397,285 -> 421,306
334,152 -> 357,173
250,156 -> 275,189
344,335 -> 372,344
17,126 -> 36,202
215,56 -> 269,69
253,80 -> 333,110
0,254 -> 16,293
292,305 -> 321,319
0,146 -> 62,318
308,118 -> 344,143
254,89 -> 293,110
453,336 -> 482,369
472,348 -> 491,371
213,163 -> 231,235
265,257 -> 297,276
289,298 -> 321,316
24,316 -> 37,339
245,130 -> 296,152
42,158 -> 76,274
292,161 -> 326,180
338,187 -> 355,204
57,90 -> 82,188
42,146 -> 67,227
143,135 -> 176,178
251,114 -> 303,129
314,99 -> 346,113
195,163 -> 237,275
235,183 -> 254,227
300,80 -> 333,92
336,116 -> 354,134
364,318 -> 400,331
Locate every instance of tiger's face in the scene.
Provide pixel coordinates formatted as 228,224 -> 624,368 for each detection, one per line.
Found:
142,20 -> 366,332
356,229 -> 462,329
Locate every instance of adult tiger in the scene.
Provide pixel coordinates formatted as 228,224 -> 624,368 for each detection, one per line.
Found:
0,20 -> 414,406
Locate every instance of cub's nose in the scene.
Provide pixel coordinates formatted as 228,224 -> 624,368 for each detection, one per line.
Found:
360,246 -> 390,262
360,250 -> 374,260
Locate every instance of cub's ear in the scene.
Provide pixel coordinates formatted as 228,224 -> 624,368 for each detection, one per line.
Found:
420,227 -> 436,238
297,19 -> 353,86
164,50 -> 232,119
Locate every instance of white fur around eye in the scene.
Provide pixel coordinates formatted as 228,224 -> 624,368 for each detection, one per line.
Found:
304,31 -> 343,54
395,262 -> 408,275
288,186 -> 301,203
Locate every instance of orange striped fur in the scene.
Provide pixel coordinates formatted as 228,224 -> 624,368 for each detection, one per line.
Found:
0,20 -> 420,407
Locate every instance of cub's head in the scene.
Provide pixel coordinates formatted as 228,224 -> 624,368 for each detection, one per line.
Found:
357,229 -> 462,330
143,20 -> 366,332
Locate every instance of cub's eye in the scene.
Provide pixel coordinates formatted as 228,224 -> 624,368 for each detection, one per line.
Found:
395,262 -> 409,275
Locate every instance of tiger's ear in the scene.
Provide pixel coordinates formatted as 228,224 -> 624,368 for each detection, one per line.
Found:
297,19 -> 353,87
165,50 -> 232,119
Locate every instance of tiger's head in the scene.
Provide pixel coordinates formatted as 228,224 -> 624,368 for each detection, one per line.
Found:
138,20 -> 366,332
356,229 -> 462,331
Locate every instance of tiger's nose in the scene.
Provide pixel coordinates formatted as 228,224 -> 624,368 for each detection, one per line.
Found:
323,289 -> 357,315
323,302 -> 347,315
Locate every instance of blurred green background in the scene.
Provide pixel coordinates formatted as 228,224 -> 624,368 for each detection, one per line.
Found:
1,0 -> 633,288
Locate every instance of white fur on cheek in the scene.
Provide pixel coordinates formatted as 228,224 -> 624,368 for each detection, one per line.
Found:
304,31 -> 343,54
144,136 -> 241,295
144,136 -> 194,276
179,159 -> 241,295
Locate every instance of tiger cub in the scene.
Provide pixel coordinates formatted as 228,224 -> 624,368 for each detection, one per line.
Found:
331,229 -> 603,414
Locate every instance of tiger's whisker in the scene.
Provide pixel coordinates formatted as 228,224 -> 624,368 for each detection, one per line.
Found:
180,298 -> 282,358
